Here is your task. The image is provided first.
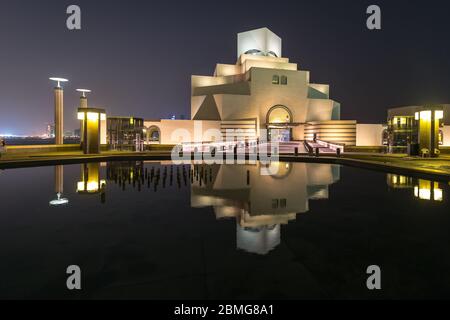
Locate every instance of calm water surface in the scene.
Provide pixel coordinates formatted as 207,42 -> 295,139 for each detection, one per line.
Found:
0,161 -> 449,299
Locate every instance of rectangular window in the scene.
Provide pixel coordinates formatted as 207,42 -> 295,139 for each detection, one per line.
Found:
281,76 -> 288,85
272,199 -> 279,209
272,75 -> 280,85
280,199 -> 287,208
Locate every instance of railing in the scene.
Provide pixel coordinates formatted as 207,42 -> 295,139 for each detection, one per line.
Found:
303,141 -> 314,154
179,139 -> 259,153
316,139 -> 345,152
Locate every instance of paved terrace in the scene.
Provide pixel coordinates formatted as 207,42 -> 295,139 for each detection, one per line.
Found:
1,144 -> 450,181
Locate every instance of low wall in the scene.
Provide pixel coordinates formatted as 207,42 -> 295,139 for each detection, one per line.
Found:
442,125 -> 450,146
3,144 -> 81,154
304,120 -> 357,145
345,146 -> 387,153
356,124 -> 384,146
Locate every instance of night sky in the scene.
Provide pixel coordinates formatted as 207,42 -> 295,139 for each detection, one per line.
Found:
0,0 -> 449,135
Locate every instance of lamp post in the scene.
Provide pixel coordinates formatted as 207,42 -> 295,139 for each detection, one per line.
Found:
49,77 -> 69,145
77,108 -> 106,154
76,88 -> 91,108
76,89 -> 91,147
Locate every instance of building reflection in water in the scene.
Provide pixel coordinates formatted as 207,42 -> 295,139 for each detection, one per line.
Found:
387,174 -> 444,202
77,163 -> 107,203
49,165 -> 69,206
191,162 -> 341,255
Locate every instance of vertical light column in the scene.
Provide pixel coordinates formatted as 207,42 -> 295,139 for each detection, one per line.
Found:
54,87 -> 64,145
418,109 -> 443,157
78,108 -> 105,154
49,77 -> 69,145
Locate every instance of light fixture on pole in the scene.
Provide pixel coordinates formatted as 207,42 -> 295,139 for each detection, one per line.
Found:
49,77 -> 69,145
76,89 -> 92,144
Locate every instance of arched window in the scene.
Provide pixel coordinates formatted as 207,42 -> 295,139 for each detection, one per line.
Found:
266,105 -> 293,124
147,126 -> 161,143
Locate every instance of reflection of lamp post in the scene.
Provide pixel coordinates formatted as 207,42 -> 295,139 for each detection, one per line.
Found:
49,165 -> 69,206
77,163 -> 106,194
49,77 -> 69,145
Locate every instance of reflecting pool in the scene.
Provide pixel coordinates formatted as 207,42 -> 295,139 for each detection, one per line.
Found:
0,161 -> 449,299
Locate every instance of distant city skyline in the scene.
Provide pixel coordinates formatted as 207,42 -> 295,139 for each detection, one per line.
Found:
1,0 -> 450,135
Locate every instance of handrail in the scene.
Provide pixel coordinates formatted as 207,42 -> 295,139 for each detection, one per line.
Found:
303,141 -> 314,153
316,139 -> 345,152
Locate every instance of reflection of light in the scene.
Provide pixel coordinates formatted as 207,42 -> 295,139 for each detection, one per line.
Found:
415,112 -> 419,120
87,112 -> 99,121
435,110 -> 444,120
87,181 -> 99,192
77,112 -> 85,120
414,180 -> 444,201
100,113 -> 106,121
49,198 -> 69,206
77,180 -> 105,193
77,181 -> 85,192
419,188 -> 431,200
434,188 -> 443,201
49,193 -> 69,206
236,224 -> 281,255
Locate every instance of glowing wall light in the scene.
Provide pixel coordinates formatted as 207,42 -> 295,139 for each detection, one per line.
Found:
415,112 -> 419,120
87,112 -> 99,121
77,112 -> 85,120
435,110 -> 444,120
420,110 -> 432,121
101,113 -> 107,121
